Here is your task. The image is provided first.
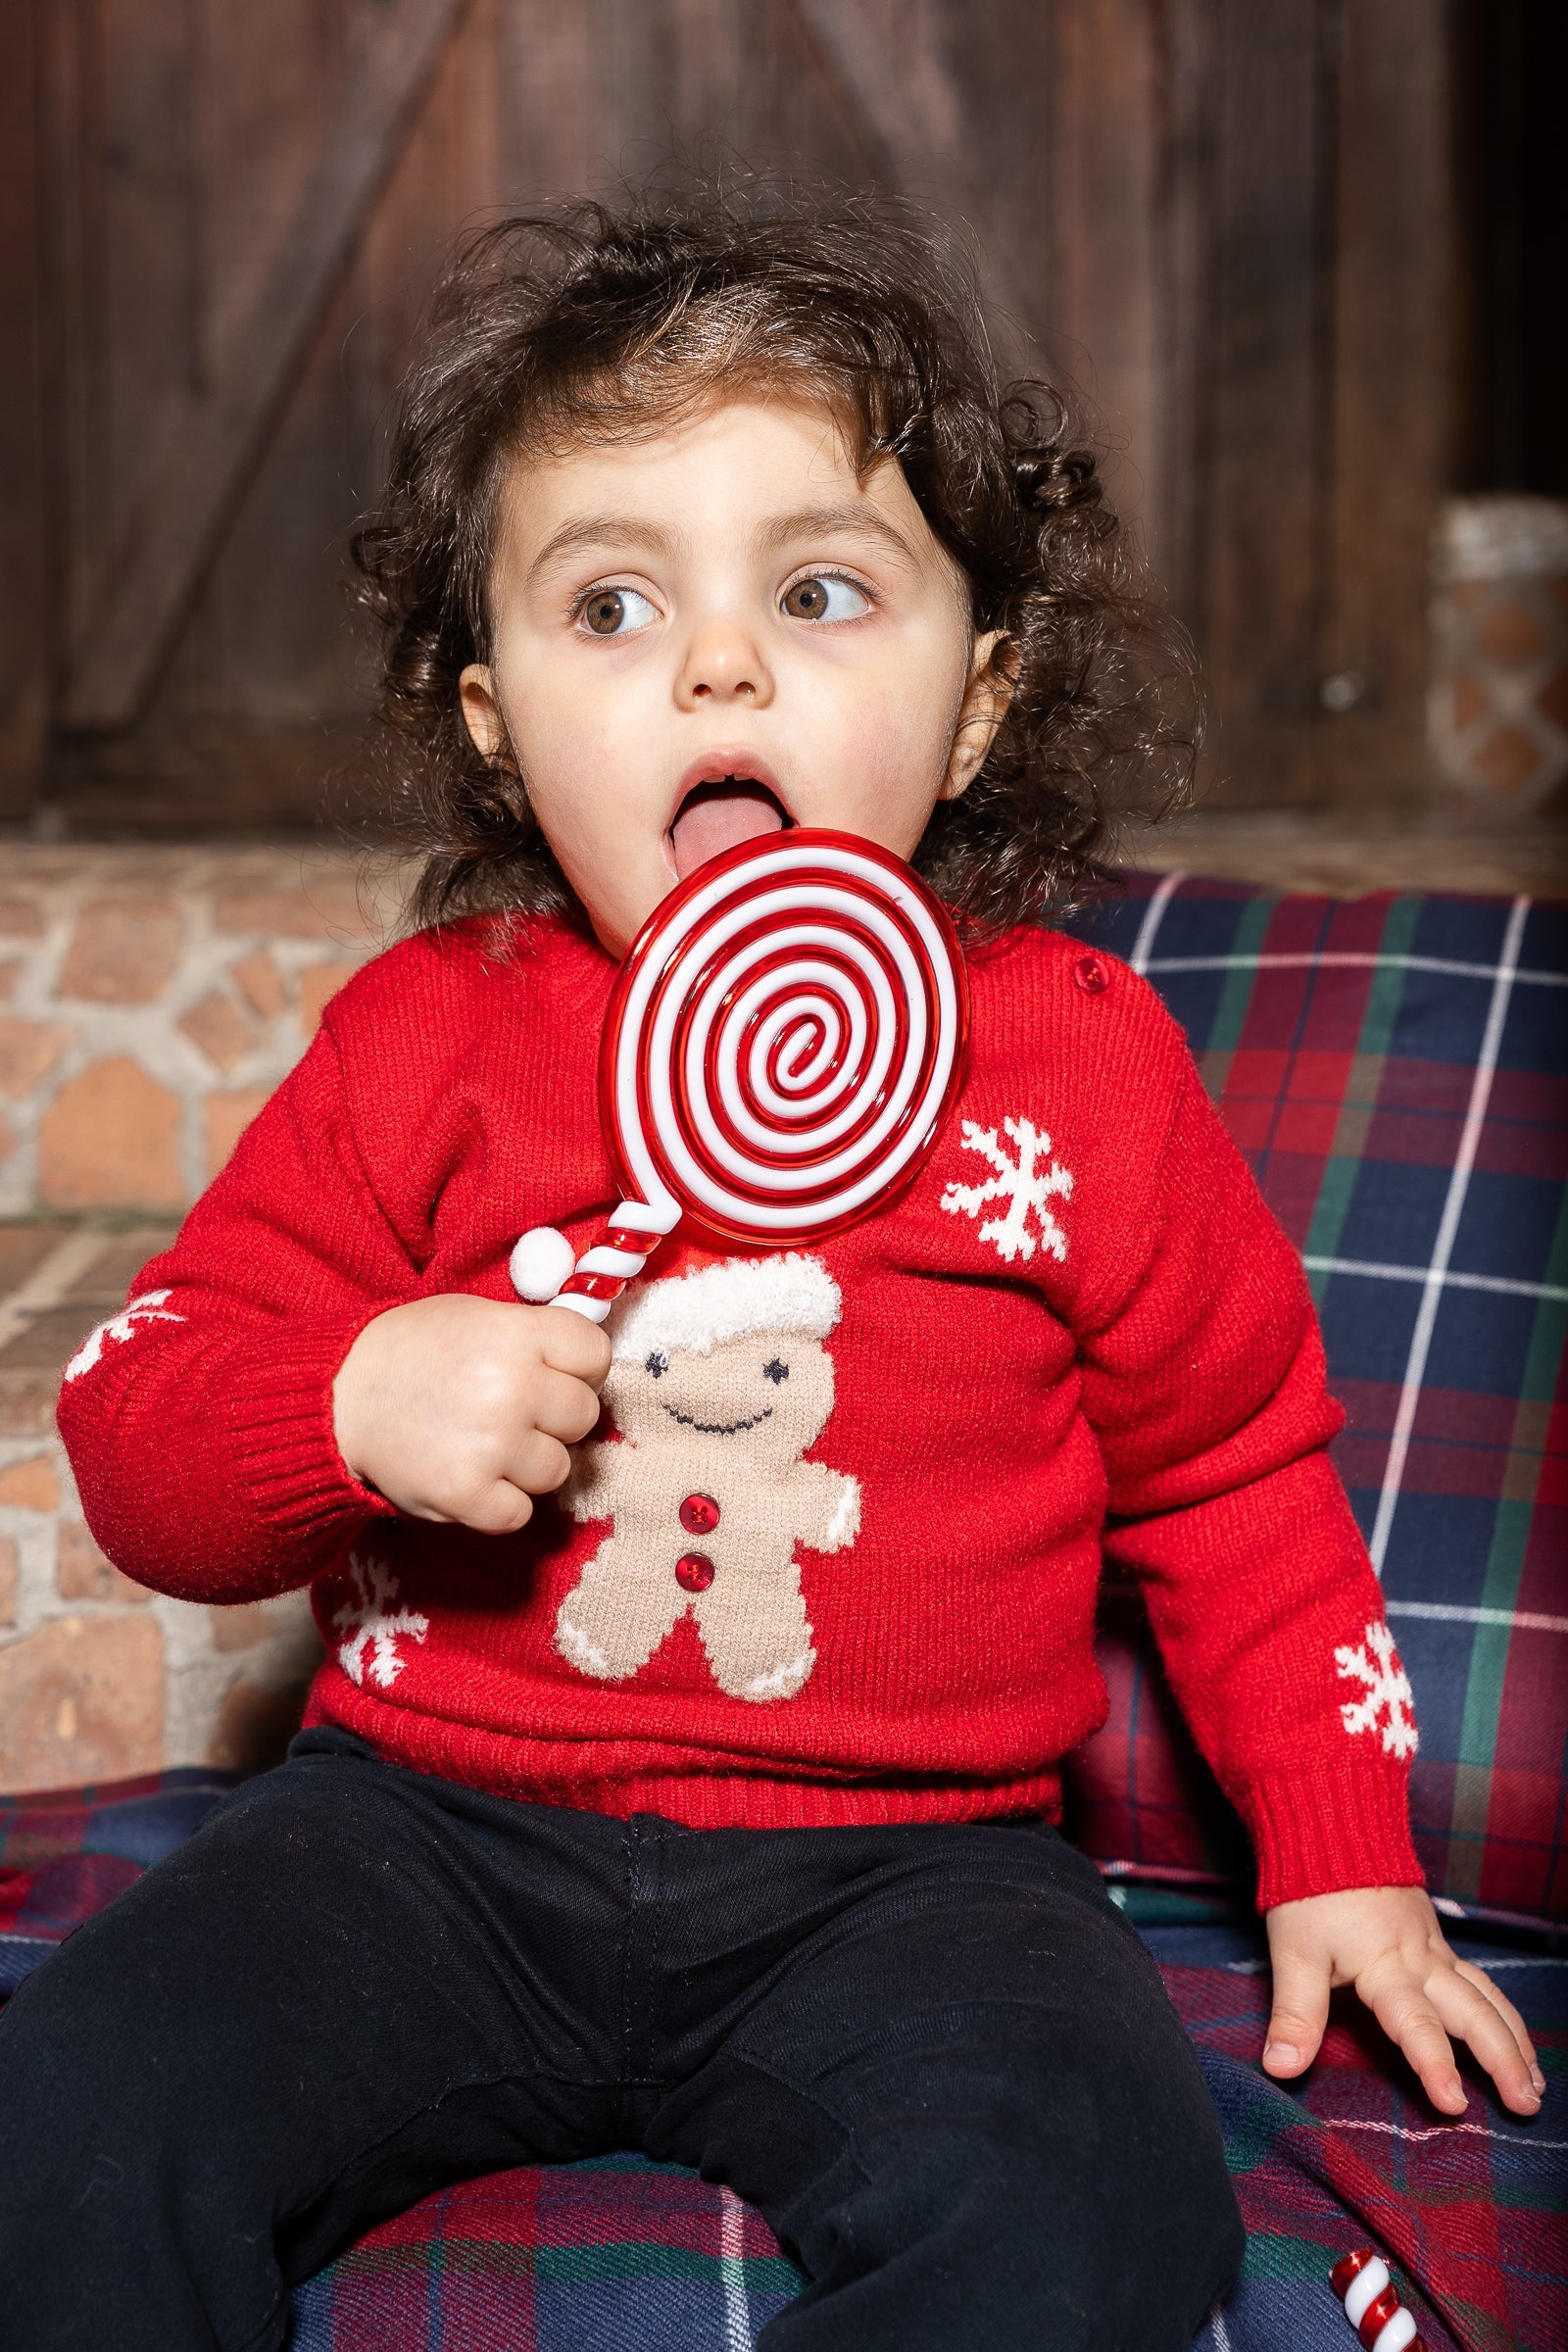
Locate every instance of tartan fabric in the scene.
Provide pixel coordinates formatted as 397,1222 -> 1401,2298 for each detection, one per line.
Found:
287,2157 -> 804,2352
0,1768 -> 236,1993
1158,1923 -> 1568,2352
1063,880 -> 1568,1928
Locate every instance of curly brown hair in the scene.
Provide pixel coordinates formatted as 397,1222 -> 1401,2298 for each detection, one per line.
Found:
351,185 -> 1196,937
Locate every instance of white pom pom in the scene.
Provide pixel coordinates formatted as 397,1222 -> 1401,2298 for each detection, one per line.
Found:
509,1227 -> 578,1302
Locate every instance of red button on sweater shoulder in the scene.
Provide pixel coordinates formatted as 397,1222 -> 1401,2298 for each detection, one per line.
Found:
57,914 -> 1420,1909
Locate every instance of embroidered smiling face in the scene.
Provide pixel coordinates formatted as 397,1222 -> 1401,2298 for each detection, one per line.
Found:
609,1328 -> 836,1463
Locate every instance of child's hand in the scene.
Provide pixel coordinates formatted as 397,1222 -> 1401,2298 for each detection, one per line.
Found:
333,1296 -> 612,1533
1262,1886 -> 1544,2117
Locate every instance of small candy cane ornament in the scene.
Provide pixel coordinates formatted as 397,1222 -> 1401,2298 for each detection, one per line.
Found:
1331,2249 -> 1425,2352
514,829 -> 969,1323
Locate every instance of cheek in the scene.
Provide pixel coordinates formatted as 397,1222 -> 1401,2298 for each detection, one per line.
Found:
796,628 -> 969,795
504,674 -> 624,810
493,657 -> 674,940
496,619 -> 665,782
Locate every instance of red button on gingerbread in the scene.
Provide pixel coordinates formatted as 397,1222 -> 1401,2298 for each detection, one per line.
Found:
679,1493 -> 720,1536
675,1552 -> 715,1592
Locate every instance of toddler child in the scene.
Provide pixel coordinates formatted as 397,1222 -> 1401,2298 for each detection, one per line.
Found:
0,192 -> 1542,2352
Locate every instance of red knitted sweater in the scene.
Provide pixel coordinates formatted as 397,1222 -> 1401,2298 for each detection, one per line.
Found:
58,913 -> 1422,1908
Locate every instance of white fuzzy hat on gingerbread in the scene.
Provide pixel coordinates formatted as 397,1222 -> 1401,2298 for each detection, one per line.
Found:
607,1253 -> 842,1362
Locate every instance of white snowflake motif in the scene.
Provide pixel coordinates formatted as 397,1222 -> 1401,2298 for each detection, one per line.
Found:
1335,1621 -> 1419,1760
63,1291 -> 183,1383
332,1552 -> 430,1690
940,1117 -> 1074,1265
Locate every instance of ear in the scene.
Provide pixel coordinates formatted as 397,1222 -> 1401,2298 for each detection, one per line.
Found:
459,663 -> 509,763
941,630 -> 1015,802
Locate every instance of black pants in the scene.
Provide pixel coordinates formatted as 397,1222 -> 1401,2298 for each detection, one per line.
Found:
0,1729 -> 1241,2350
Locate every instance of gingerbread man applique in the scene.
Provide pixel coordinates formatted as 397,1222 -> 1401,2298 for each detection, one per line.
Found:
557,1254 -> 859,1703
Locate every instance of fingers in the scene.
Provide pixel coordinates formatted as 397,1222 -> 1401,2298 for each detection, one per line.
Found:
1263,1947 -> 1331,2079
461,1403 -> 581,1526
1451,1957 -> 1541,2080
504,1429 -> 573,1497
437,1432 -> 570,1531
464,1480 -> 537,1537
1357,1965 -> 1468,2112
1356,1947 -> 1545,2118
538,1305 -> 612,1388
530,1366 -> 607,1448
1429,1963 -> 1544,2116
405,1478 -> 537,1536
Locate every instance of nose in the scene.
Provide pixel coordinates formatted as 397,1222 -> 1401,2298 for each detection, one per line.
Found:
674,614 -> 774,710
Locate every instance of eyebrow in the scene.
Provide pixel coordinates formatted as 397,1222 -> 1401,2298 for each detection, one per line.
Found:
526,516 -> 682,579
753,503 -> 920,567
525,500 -> 921,583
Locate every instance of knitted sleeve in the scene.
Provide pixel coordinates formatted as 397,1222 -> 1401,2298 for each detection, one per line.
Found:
56,1020 -> 407,1603
1075,1055 -> 1422,1910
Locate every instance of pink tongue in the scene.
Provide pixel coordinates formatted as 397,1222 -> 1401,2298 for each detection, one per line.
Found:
670,784 -> 785,881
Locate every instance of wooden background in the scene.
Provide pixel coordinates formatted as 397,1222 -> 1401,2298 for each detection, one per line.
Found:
1,0 -> 1466,835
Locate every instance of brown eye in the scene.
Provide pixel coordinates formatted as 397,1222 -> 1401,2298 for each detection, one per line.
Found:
782,578 -> 829,620
584,591 -> 625,635
781,575 -> 867,623
579,586 -> 657,637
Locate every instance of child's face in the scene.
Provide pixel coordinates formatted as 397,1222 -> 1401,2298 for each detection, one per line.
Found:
460,398 -> 1008,955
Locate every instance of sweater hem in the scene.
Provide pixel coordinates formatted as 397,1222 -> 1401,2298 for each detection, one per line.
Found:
306,1685 -> 1067,1831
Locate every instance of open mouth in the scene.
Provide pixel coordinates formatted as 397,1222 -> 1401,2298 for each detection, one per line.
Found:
668,764 -> 793,882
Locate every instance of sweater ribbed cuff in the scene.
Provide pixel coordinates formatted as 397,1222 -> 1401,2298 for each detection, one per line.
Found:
1238,1755 -> 1423,1911
225,1310 -> 394,1542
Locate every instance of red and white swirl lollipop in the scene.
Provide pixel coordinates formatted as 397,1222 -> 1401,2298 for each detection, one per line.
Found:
510,829 -> 969,1322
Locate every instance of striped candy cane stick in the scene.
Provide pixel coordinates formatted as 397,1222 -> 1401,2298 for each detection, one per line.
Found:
1331,2250 -> 1425,2352
510,828 -> 968,1321
552,1200 -> 682,1323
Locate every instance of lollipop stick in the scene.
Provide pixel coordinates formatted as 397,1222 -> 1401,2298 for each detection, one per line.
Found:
551,1200 -> 681,1323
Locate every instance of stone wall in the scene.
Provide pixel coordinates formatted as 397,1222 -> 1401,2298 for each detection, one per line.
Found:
0,846 -> 408,1791
0,845 -> 406,1218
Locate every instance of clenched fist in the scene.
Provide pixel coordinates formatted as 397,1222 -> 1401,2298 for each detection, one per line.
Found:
332,1295 -> 612,1534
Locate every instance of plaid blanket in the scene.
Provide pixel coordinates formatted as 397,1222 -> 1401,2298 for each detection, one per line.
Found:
1152,1921 -> 1567,2352
286,2156 -> 805,2352
2,1785 -> 1562,2349
0,1769 -> 238,1994
1065,880 -> 1568,1931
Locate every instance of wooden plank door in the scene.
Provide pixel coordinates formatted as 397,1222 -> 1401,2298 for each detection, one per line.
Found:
31,0 -> 480,828
1155,0 -> 1460,807
7,0 -> 1461,830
